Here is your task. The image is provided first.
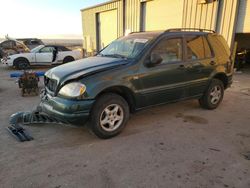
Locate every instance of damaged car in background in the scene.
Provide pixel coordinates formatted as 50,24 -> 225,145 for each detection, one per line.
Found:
2,45 -> 82,69
9,28 -> 234,139
0,39 -> 30,59
17,38 -> 44,49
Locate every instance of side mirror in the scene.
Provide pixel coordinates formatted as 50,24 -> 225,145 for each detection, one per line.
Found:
147,53 -> 162,67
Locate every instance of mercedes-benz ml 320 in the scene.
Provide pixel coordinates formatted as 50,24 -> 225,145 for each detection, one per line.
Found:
39,29 -> 234,138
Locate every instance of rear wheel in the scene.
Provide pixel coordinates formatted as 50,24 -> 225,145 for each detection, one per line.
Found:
90,93 -> 129,139
63,56 -> 74,63
199,79 -> 224,110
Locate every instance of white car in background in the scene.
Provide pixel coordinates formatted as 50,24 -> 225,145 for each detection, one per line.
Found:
2,45 -> 82,69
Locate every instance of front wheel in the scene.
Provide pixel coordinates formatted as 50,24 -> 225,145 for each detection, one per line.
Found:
90,93 -> 129,139
15,59 -> 30,70
199,79 -> 224,110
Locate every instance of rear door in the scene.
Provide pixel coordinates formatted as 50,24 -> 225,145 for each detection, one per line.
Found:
183,34 -> 215,96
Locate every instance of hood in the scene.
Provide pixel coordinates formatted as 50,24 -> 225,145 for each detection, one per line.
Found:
45,56 -> 129,84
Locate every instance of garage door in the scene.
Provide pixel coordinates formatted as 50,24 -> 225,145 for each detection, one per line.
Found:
236,0 -> 250,33
141,0 -> 183,31
98,9 -> 118,50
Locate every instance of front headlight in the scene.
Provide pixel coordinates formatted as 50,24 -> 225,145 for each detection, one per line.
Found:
58,82 -> 86,99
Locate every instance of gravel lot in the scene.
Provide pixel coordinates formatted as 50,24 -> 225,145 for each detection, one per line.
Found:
0,64 -> 250,188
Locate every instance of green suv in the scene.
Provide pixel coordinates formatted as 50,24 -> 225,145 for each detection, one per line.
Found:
40,29 -> 234,138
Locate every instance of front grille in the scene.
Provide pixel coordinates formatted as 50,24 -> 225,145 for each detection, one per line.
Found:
44,76 -> 57,93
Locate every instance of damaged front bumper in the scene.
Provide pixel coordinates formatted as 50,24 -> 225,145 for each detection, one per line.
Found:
38,90 -> 95,125
7,90 -> 95,142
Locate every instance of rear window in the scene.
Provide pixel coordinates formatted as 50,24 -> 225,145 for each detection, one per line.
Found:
186,35 -> 205,60
207,34 -> 230,57
203,36 -> 212,58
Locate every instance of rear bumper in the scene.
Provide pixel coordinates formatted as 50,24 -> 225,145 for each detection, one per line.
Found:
39,96 -> 95,125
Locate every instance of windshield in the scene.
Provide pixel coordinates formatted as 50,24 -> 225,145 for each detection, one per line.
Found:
99,34 -> 154,59
30,45 -> 44,53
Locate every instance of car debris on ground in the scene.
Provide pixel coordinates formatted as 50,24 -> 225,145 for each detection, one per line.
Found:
10,70 -> 45,96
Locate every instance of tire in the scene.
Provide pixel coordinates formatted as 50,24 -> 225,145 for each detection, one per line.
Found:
15,58 -> 30,70
199,79 -> 224,110
90,93 -> 129,139
63,56 -> 74,63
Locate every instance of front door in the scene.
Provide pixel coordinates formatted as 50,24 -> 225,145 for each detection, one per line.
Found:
35,46 -> 54,64
138,36 -> 188,106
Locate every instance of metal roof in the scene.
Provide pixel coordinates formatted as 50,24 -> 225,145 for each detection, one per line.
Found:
80,0 -> 119,11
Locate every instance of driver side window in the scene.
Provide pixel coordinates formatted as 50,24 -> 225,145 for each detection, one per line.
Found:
40,47 -> 54,53
151,38 -> 183,64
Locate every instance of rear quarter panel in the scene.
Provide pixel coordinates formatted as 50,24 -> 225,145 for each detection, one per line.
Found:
57,51 -> 82,62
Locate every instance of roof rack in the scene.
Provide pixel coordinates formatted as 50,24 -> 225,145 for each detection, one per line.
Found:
164,28 -> 216,33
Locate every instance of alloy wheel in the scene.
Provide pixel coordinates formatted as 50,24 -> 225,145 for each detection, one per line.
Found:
210,85 -> 222,105
99,104 -> 124,132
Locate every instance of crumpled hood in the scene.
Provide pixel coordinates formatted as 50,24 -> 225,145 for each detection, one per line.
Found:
45,56 -> 128,84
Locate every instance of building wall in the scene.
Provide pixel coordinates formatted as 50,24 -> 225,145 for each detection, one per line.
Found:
216,0 -> 239,48
98,9 -> 118,49
125,0 -> 141,32
182,0 -> 239,48
124,0 -> 183,33
82,0 -> 242,53
81,0 -> 123,53
142,0 -> 183,31
237,0 -> 250,33
82,0 -> 183,53
182,0 -> 219,30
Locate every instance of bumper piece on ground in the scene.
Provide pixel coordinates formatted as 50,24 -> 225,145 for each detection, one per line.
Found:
7,111 -> 66,142
7,97 -> 95,142
9,111 -> 65,126
7,123 -> 34,142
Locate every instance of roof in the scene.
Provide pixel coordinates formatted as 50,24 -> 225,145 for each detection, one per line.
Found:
128,29 -> 214,37
80,0 -> 119,11
129,31 -> 163,38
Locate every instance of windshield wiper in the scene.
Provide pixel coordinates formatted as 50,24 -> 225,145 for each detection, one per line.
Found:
98,53 -> 127,59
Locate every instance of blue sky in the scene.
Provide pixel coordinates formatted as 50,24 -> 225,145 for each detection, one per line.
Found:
0,0 -> 109,39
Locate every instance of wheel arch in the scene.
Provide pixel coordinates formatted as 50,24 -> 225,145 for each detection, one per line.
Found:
63,56 -> 75,63
212,72 -> 228,88
95,86 -> 136,113
13,57 -> 30,67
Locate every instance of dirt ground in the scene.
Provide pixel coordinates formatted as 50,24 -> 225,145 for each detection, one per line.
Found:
0,64 -> 250,188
